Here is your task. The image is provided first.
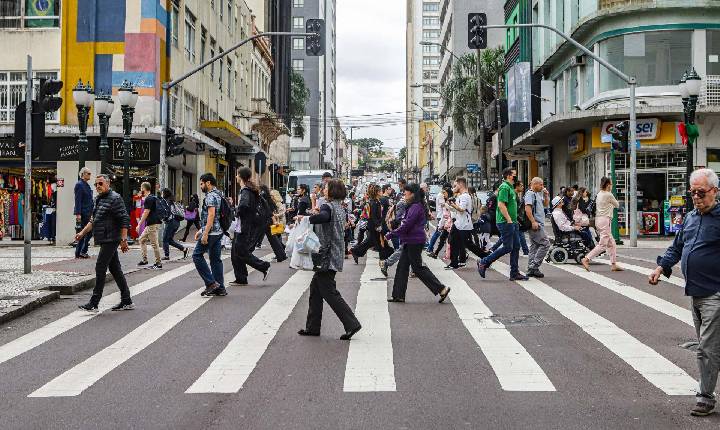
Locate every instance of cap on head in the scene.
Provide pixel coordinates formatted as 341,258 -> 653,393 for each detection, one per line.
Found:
551,196 -> 563,208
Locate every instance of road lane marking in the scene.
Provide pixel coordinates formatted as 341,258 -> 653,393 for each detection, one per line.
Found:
492,261 -> 696,395
344,252 -> 396,392
552,263 -> 692,327
27,255 -> 270,397
186,270 -> 315,393
595,259 -> 685,288
425,257 -> 556,392
0,259 -> 222,366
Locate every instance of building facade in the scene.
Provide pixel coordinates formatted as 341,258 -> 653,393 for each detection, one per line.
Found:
289,0 -> 337,171
507,0 -> 720,235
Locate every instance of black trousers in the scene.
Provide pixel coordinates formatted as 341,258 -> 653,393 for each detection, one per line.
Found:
449,226 -> 467,267
231,233 -> 270,283
257,226 -> 286,261
352,228 -> 392,260
89,242 -> 131,307
391,243 -> 445,300
182,218 -> 201,241
305,270 -> 360,333
433,229 -> 449,255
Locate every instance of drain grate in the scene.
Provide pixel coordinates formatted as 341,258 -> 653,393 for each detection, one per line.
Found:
489,314 -> 549,327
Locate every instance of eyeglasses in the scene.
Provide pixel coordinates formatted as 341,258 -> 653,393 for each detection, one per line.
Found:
690,188 -> 716,198
94,182 -> 105,187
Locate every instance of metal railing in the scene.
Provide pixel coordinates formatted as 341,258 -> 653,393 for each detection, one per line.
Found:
699,75 -> 720,107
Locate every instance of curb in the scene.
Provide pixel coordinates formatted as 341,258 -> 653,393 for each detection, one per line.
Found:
0,291 -> 61,325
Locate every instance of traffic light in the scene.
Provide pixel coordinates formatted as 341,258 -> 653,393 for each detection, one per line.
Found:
468,13 -> 487,49
39,78 -> 63,113
166,127 -> 185,157
305,19 -> 325,57
610,120 -> 629,153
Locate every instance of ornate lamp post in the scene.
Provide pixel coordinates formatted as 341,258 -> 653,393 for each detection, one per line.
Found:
94,91 -> 115,168
679,68 -> 702,212
72,79 -> 93,170
118,81 -> 138,209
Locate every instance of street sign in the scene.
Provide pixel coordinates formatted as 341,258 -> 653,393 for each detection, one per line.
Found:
466,163 -> 479,173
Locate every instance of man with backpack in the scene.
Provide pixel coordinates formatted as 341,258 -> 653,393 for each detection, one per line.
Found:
136,182 -> 163,270
161,188 -> 189,261
194,173 -> 227,297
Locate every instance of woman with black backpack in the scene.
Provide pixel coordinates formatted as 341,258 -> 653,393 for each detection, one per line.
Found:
257,184 -> 287,263
229,167 -> 271,286
161,188 -> 189,260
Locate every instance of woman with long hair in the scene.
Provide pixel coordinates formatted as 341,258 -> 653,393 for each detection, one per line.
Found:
387,183 -> 451,303
229,167 -> 271,286
161,188 -> 188,260
350,183 -> 392,262
297,179 -> 362,340
182,193 -> 201,242
256,185 -> 287,262
581,177 -> 622,272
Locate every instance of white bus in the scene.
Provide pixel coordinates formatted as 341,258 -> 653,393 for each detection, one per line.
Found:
284,169 -> 334,205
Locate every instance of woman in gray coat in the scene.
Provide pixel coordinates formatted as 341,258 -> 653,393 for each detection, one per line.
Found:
297,179 -> 362,340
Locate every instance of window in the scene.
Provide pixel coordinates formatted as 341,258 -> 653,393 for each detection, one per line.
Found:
422,44 -> 440,54
184,9 -> 197,63
423,98 -> 439,108
219,0 -> 224,21
422,17 -> 439,26
170,88 -> 179,126
292,59 -> 304,71
423,30 -> 440,39
293,38 -> 305,50
422,57 -> 440,66
293,0 -> 304,7
219,51 -> 224,92
707,31 -> 720,76
227,58 -> 232,97
184,91 -> 196,129
583,57 -> 595,101
210,39 -> 216,80
423,70 -> 439,80
0,0 -> 60,28
170,1 -> 179,48
200,27 -> 207,64
293,16 -> 304,29
555,76 -> 565,114
569,67 -> 578,109
599,31 -> 692,92
0,71 -> 59,123
227,0 -> 233,31
423,3 -> 439,12
200,101 -> 208,121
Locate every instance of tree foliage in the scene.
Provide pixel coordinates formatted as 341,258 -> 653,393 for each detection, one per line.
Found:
290,70 -> 310,138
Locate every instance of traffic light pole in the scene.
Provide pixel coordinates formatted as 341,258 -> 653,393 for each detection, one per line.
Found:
159,31 -> 316,192
481,23 -> 639,246
24,55 -> 32,273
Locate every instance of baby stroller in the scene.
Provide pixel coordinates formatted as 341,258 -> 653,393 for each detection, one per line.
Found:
546,216 -> 591,264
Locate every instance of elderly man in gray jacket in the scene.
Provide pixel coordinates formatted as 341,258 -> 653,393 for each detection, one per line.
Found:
650,168 -> 720,417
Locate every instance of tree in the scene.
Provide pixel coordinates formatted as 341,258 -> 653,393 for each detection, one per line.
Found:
440,47 -> 504,182
290,70 -> 310,138
349,137 -> 384,167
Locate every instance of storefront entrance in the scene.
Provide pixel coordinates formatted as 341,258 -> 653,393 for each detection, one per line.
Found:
637,172 -> 667,235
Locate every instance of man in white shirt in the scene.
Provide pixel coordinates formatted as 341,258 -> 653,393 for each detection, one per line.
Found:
445,177 -> 484,269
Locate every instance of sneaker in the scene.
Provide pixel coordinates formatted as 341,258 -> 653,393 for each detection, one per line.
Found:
444,265 -> 458,270
476,260 -> 488,278
691,402 -> 715,416
458,262 -> 467,268
205,287 -> 228,296
137,260 -> 149,267
510,274 -> 530,281
150,263 -> 163,270
380,262 -> 388,277
78,303 -> 99,313
78,253 -> 90,259
111,302 -> 135,311
182,247 -> 189,259
229,280 -> 248,287
201,284 -> 217,296
161,256 -> 170,261
527,269 -> 545,278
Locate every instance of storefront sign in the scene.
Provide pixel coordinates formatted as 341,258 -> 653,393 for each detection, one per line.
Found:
0,138 -> 21,160
112,139 -> 151,162
568,132 -> 585,155
601,118 -> 660,141
507,62 -> 532,124
56,178 -> 64,187
641,211 -> 661,235
669,195 -> 685,207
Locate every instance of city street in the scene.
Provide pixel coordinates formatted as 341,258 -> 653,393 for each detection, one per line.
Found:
0,245 -> 716,429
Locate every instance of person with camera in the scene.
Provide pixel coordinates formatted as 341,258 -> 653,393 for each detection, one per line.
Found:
76,175 -> 133,313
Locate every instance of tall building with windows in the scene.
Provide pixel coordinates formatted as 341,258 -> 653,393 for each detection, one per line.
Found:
289,0 -> 337,170
507,0 -> 720,236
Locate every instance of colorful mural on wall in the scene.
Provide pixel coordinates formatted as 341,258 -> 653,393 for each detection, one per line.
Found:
60,0 -> 169,125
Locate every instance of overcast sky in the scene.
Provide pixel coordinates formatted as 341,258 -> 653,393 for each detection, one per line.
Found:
336,0 -> 407,151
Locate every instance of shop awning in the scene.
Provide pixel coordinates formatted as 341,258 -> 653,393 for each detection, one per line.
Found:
200,120 -> 260,156
504,143 -> 551,160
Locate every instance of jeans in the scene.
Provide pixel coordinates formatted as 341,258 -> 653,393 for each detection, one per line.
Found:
305,270 -> 361,333
139,224 -> 162,264
89,242 -> 131,307
692,293 -> 720,406
391,243 -> 445,300
163,219 -> 185,257
527,227 -> 551,271
182,217 -> 201,242
386,244 -> 404,268
427,225 -> 442,252
193,234 -> 224,288
577,228 -> 595,249
480,222 -> 520,277
518,230 -> 530,255
75,213 -> 92,257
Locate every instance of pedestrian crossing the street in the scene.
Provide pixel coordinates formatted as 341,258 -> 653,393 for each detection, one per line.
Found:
0,251 -> 700,400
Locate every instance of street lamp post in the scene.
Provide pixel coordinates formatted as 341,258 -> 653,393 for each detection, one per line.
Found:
118,81 -> 138,210
72,79 -> 93,170
94,91 -> 115,171
679,68 -> 702,212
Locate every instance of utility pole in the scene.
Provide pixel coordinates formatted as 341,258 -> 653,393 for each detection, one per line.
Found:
23,55 -> 32,274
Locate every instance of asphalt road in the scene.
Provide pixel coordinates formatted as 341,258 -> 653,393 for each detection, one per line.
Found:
0,244 -> 717,429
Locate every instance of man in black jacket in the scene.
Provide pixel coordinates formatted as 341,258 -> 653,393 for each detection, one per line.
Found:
75,175 -> 133,313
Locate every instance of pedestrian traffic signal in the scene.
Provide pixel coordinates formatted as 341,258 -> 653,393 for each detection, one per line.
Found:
39,79 -> 63,113
610,120 -> 629,153
468,13 -> 487,50
305,19 -> 325,57
166,127 -> 185,157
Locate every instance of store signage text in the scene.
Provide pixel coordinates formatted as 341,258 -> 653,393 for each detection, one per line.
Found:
112,139 -> 151,162
0,139 -> 21,160
601,118 -> 660,141
568,132 -> 585,155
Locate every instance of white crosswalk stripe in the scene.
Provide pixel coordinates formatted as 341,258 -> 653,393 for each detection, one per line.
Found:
426,256 -> 556,391
551,263 -> 693,326
596,259 -> 686,288
344,252 -> 396,392
492,261 -> 697,395
186,270 -> 315,393
28,255 -> 270,398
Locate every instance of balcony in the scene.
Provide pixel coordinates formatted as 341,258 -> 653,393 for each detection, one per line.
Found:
251,98 -> 271,115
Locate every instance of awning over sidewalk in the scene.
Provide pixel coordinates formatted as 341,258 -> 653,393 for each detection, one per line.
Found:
504,142 -> 551,160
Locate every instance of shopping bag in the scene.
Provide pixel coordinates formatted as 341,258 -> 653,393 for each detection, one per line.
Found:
299,230 -> 321,254
290,248 -> 315,270
285,217 -> 309,256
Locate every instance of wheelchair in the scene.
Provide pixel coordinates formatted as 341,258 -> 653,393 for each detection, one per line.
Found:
545,216 -> 591,264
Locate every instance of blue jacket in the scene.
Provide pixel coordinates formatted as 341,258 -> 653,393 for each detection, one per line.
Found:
659,203 -> 720,297
74,180 -> 93,217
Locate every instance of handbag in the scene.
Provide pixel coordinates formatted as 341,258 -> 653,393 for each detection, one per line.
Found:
270,223 -> 285,235
184,209 -> 197,220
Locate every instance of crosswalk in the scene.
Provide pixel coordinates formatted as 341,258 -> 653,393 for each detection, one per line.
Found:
0,250 -> 701,399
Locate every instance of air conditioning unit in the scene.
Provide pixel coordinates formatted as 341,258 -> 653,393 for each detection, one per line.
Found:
570,55 -> 586,67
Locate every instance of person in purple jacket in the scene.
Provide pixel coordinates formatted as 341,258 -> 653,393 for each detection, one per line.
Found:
386,183 -> 450,303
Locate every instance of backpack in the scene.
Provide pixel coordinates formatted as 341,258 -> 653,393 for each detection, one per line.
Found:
204,190 -> 233,235
256,196 -> 272,227
170,201 -> 185,221
486,194 -> 497,215
154,196 -> 170,221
